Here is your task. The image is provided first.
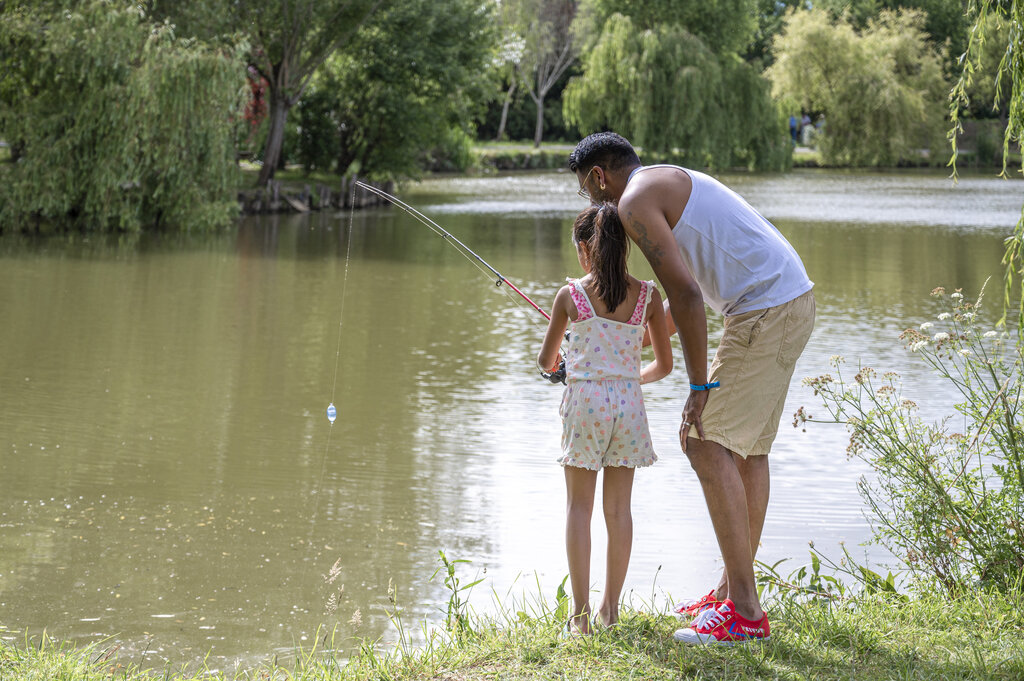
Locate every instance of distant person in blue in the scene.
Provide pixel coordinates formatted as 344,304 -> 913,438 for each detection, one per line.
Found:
789,115 -> 798,144
569,131 -> 815,646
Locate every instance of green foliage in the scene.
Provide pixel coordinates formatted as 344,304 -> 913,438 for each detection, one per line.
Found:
746,0 -> 813,66
960,12 -> 1014,119
799,287 -> 1024,595
584,0 -> 759,56
951,1 -> 1024,335
818,0 -> 970,71
757,544 -> 906,604
0,2 -> 245,232
297,0 -> 496,180
564,13 -> 790,170
768,8 -> 948,166
432,551 -> 484,639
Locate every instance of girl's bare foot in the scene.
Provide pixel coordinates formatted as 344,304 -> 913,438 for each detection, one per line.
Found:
569,611 -> 592,635
597,602 -> 618,628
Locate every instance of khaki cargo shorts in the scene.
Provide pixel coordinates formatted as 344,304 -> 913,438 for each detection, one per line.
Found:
700,289 -> 815,458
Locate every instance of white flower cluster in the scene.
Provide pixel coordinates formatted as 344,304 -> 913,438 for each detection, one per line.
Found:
937,313 -> 952,321
910,340 -> 929,352
933,332 -> 950,342
920,322 -> 934,331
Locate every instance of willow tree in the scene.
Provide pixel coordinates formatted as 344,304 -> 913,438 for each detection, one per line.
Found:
0,2 -> 245,232
767,8 -> 947,166
952,1 -> 1024,331
563,5 -> 790,170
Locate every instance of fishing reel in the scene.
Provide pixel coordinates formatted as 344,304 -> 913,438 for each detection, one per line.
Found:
541,358 -> 566,385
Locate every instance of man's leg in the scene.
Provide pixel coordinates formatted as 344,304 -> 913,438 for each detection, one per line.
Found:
712,453 -> 770,600
685,437 -> 763,621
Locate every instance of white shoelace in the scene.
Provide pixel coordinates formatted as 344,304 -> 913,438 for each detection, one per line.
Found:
693,605 -> 728,631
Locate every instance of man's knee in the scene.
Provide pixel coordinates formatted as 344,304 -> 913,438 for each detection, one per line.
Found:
684,438 -> 733,476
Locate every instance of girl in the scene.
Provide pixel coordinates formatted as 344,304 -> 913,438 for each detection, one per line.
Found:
537,202 -> 673,634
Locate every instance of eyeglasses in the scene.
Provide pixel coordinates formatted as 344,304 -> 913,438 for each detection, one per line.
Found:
577,167 -> 596,200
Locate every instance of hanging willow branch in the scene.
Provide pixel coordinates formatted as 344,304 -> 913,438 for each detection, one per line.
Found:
950,1 -> 1024,334
0,2 -> 246,233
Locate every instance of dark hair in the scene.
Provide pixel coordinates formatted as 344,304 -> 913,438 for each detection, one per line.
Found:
568,131 -> 641,174
573,202 -> 630,312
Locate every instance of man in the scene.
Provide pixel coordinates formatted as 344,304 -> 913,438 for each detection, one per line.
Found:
568,132 -> 815,645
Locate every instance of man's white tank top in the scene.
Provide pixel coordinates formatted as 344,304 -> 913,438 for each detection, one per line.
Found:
630,164 -> 813,316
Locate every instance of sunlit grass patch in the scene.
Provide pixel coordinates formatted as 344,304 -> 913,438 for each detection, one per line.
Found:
3,585 -> 1023,680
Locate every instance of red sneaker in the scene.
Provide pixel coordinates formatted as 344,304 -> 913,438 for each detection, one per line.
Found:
672,589 -> 719,618
672,599 -> 770,646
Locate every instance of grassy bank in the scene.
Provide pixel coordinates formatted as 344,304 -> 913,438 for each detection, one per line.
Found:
239,142 -> 1022,196
4,587 -> 1022,680
791,146 -> 1023,169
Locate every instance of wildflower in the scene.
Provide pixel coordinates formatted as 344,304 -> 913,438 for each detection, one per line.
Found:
984,331 -> 998,338
958,349 -> 972,358
951,291 -> 963,300
900,399 -> 918,411
829,355 -> 845,367
920,322 -> 934,331
910,340 -> 928,352
802,374 -> 834,395
792,405 -> 812,430
933,332 -> 950,342
937,313 -> 951,321
931,287 -> 946,296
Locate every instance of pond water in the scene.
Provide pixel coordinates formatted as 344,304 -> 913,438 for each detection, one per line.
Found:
0,168 -> 1020,670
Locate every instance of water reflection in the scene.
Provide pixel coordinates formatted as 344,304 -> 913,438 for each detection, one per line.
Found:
0,168 -> 1019,670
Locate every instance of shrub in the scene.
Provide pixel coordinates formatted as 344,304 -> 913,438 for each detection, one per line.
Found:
798,285 -> 1024,595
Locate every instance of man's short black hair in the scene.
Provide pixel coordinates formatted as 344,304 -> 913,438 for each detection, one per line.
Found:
568,132 -> 641,173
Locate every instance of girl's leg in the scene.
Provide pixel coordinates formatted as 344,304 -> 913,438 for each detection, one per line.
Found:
598,465 -> 635,627
564,465 -> 598,634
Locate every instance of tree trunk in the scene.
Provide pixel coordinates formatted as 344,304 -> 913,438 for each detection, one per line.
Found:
532,94 -> 545,148
496,79 -> 517,141
258,94 -> 290,185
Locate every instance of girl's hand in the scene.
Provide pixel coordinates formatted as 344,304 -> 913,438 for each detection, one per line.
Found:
538,286 -> 571,371
547,353 -> 563,373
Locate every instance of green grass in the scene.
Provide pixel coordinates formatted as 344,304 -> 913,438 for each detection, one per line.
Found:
3,588 -> 1022,680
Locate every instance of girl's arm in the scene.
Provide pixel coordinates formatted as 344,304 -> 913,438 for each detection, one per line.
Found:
537,285 -> 571,373
640,287 -> 673,384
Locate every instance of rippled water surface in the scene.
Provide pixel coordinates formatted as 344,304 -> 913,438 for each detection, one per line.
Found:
1,168 -> 1020,669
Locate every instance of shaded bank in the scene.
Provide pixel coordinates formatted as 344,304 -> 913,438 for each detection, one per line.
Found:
236,177 -> 394,215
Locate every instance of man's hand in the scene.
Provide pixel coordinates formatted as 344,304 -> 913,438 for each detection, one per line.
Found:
679,390 -> 709,452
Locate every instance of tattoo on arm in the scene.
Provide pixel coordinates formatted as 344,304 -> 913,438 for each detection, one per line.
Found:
627,213 -> 665,268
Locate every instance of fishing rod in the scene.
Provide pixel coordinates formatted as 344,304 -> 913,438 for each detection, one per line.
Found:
354,180 -> 550,321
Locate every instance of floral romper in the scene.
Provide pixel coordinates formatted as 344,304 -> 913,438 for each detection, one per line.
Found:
558,278 -> 658,470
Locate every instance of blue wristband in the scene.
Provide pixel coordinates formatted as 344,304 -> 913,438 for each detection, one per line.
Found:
689,381 -> 720,391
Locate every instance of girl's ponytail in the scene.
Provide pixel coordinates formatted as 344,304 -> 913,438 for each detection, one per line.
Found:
573,202 -> 630,311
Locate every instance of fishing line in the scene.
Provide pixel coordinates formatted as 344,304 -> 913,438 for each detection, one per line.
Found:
305,184 -> 358,594
307,181 -> 564,599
